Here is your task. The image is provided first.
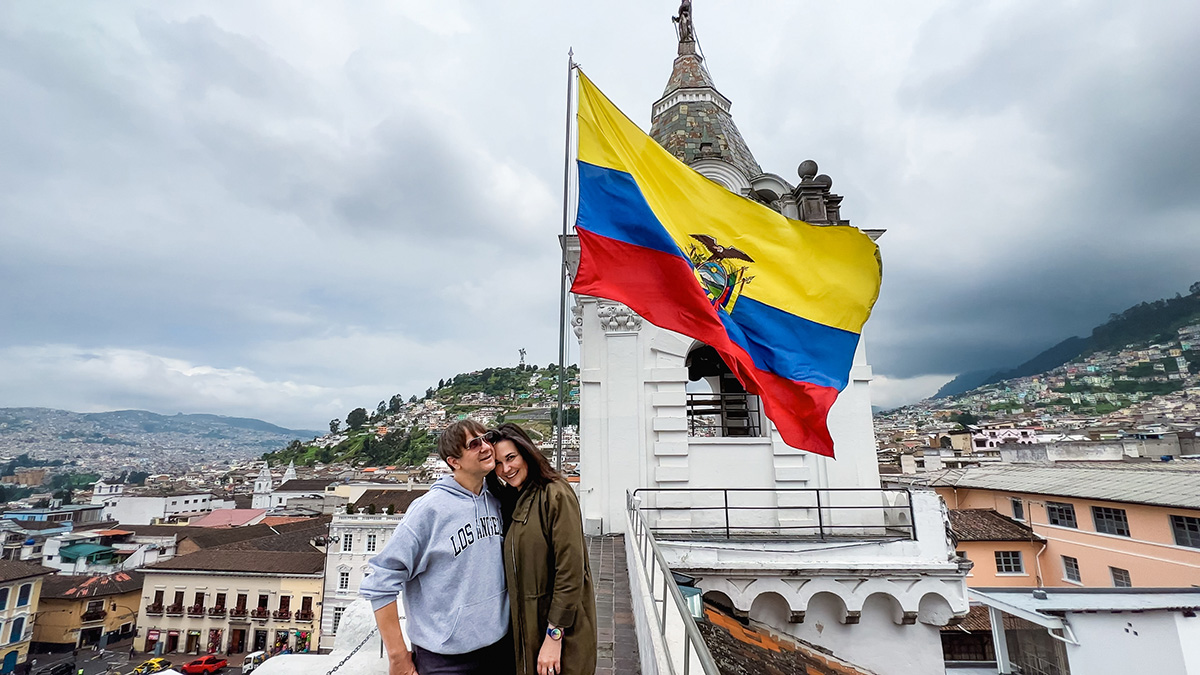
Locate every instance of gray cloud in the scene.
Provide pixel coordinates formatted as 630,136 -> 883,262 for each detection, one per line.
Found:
1,1 -> 1197,426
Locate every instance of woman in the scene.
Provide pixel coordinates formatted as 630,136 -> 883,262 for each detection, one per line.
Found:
489,423 -> 597,675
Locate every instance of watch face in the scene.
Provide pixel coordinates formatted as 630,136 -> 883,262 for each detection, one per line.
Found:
547,627 -> 563,641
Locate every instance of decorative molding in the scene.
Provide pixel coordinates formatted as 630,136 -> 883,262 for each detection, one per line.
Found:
597,301 -> 643,333
653,87 -> 733,117
571,298 -> 584,340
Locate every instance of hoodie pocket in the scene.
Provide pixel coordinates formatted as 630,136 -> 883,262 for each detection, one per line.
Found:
441,589 -> 508,648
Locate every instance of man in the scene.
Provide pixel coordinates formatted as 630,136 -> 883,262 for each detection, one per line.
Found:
361,420 -> 512,675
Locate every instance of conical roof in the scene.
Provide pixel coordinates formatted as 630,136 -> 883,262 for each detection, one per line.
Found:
649,37 -> 761,180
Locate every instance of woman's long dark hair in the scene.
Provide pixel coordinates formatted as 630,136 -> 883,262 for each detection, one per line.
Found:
494,422 -> 563,489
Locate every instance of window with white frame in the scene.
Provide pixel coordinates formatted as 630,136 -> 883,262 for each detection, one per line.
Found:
338,571 -> 350,591
1011,498 -> 1025,521
341,533 -> 354,553
1062,556 -> 1081,583
1092,506 -> 1130,537
1170,515 -> 1200,548
16,584 -> 30,607
1046,502 -> 1077,528
1110,567 -> 1132,588
332,606 -> 345,634
995,551 -> 1024,574
366,534 -> 377,553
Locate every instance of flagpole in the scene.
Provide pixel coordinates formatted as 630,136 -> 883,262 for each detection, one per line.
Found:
554,49 -> 576,472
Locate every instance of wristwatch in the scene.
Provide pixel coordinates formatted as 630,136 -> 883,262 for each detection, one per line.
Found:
546,626 -> 563,641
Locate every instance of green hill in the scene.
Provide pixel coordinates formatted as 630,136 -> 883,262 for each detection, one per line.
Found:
262,364 -> 579,468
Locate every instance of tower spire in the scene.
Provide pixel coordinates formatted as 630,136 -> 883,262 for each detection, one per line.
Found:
651,1 -> 762,182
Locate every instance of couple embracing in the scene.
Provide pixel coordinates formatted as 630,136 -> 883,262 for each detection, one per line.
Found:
360,420 -> 597,675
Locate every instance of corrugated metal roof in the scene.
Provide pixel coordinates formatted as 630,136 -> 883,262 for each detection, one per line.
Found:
972,587 -> 1200,613
927,463 -> 1200,510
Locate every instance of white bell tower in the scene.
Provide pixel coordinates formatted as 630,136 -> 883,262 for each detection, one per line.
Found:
252,462 -> 274,510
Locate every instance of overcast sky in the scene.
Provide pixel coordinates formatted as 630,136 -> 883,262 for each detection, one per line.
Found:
2,1 -> 1197,429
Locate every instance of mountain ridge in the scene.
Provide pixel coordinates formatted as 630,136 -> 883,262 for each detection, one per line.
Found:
935,282 -> 1200,399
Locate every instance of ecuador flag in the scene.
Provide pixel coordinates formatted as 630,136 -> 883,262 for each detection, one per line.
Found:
570,71 -> 882,457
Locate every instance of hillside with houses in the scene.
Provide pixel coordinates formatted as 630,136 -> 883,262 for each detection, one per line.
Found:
262,364 -> 581,469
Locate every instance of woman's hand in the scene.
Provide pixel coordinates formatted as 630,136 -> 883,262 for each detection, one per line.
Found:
537,636 -> 563,675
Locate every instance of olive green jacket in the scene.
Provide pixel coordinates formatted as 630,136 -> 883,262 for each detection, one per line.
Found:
503,479 -> 597,675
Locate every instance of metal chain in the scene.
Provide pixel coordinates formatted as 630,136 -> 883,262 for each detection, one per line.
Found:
324,626 -> 379,675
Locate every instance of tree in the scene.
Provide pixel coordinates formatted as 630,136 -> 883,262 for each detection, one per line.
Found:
346,408 -> 369,430
445,377 -> 453,387
367,503 -> 377,515
376,400 -> 387,417
1191,280 -> 1200,296
424,387 -> 434,400
329,419 -> 341,434
128,471 -> 149,486
388,395 -> 403,414
409,395 -> 418,404
438,378 -> 445,389
386,503 -> 396,515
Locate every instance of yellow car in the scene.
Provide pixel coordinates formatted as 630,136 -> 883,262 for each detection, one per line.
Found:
129,658 -> 172,675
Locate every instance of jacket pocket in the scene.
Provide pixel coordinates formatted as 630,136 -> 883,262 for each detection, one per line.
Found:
442,589 -> 509,648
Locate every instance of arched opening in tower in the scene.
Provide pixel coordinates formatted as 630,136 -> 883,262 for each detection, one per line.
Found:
685,344 -> 763,438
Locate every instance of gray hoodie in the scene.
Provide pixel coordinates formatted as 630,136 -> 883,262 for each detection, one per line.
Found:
360,475 -> 509,654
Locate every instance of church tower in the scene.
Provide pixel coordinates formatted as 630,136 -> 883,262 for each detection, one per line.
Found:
567,9 -> 966,675
572,1 -> 884,538
283,460 -> 298,483
252,462 -> 273,510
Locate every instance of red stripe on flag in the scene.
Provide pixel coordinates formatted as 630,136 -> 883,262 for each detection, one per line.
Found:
572,227 -> 839,456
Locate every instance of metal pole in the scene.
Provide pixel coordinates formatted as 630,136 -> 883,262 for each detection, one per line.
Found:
816,489 -> 825,541
723,489 -> 730,540
554,49 -> 576,472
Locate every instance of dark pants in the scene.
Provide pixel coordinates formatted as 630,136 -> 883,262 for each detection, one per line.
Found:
412,633 -> 514,675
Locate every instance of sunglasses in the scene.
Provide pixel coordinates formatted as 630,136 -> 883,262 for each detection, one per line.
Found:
465,429 -> 503,452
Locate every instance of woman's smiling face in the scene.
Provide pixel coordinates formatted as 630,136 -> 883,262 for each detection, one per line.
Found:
494,438 -> 529,489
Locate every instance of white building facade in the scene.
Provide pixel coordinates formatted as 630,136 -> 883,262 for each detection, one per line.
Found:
320,511 -> 402,644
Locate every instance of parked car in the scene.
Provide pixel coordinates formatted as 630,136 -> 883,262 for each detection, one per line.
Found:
129,657 -> 172,675
35,662 -> 75,675
241,651 -> 268,674
181,656 -> 228,674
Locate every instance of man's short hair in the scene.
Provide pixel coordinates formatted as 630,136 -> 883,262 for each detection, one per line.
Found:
438,419 -> 487,468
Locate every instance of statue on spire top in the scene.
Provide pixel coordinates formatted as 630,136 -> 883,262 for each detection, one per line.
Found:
673,0 -> 694,43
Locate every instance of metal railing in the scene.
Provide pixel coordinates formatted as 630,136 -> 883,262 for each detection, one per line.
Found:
632,487 -> 916,540
627,492 -> 721,675
685,393 -> 762,438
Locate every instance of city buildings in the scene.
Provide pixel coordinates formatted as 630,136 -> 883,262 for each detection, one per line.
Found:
928,463 -> 1200,588
0,560 -> 53,671
137,550 -> 324,656
32,571 -> 143,651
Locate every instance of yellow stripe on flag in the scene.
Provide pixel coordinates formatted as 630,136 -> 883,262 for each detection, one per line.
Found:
577,71 -> 881,334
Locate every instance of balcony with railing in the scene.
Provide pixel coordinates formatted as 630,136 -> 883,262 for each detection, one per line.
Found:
81,609 -> 107,623
685,393 -> 761,438
165,604 -> 184,617
229,607 -> 248,618
250,608 -> 270,620
294,610 -> 314,623
145,603 -> 164,616
273,609 -> 292,621
187,604 -> 206,617
208,605 -> 226,617
631,487 -> 916,542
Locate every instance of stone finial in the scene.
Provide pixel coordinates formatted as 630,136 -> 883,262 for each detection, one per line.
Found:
797,160 -> 819,180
